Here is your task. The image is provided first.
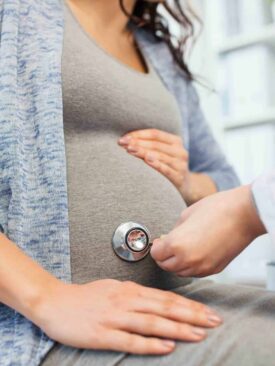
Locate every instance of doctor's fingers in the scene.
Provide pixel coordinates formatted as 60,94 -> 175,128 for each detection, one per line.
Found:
173,206 -> 195,228
155,255 -> 184,273
150,236 -> 176,262
176,264 -> 224,278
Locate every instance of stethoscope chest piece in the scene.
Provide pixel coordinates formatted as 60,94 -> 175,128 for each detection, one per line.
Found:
112,222 -> 151,262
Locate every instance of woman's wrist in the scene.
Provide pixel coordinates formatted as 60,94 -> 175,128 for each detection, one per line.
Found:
22,275 -> 65,328
179,172 -> 217,205
0,233 -> 65,327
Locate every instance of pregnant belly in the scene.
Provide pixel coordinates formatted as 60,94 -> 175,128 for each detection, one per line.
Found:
65,133 -> 191,289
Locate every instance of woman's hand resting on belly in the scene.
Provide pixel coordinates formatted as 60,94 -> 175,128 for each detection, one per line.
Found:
37,279 -> 222,354
118,129 -> 217,205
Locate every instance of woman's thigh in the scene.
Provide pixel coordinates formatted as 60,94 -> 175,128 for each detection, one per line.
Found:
41,280 -> 275,366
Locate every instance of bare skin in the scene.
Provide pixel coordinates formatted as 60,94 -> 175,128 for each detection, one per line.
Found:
151,185 -> 267,277
0,233 -> 222,355
118,129 -> 217,205
66,0 -> 147,73
0,0 -> 223,357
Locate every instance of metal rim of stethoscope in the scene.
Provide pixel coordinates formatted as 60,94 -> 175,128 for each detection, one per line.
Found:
111,221 -> 152,262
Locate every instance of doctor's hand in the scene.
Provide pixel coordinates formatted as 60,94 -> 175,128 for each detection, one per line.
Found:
118,129 -> 217,205
37,279 -> 222,355
151,185 -> 266,277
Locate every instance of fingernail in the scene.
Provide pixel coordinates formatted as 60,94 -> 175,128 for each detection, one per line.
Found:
192,327 -> 206,337
205,307 -> 220,317
119,136 -> 131,144
207,315 -> 222,325
162,340 -> 176,349
127,145 -> 138,153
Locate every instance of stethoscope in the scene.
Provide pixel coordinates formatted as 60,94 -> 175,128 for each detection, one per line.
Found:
112,222 -> 152,262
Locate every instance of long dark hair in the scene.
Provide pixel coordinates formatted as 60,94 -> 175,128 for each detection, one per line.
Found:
119,0 -> 201,81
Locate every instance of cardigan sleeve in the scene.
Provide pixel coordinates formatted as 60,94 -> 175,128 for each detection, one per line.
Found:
0,179 -> 10,235
186,81 -> 240,191
0,162 -> 11,234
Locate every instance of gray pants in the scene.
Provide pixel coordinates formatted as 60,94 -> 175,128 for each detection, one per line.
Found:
41,280 -> 275,366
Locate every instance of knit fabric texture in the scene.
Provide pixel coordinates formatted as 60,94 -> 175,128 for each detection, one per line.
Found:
0,1 -> 239,364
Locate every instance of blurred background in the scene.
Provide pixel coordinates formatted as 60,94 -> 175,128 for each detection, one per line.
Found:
186,0 -> 275,288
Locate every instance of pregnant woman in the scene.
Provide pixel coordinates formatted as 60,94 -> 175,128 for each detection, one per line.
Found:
0,0 -> 254,365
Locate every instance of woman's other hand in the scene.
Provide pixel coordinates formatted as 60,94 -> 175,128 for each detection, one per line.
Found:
118,129 -> 217,205
36,279 -> 222,355
151,185 -> 266,278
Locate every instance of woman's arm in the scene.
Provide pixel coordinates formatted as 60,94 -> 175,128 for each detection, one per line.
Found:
118,83 -> 238,205
0,232 -> 59,321
0,232 -> 222,354
118,129 -> 218,206
184,172 -> 217,205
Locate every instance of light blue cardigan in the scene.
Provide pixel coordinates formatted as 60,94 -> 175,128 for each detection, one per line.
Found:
0,0 -> 239,364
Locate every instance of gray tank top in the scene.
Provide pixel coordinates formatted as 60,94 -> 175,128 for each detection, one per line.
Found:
62,1 -> 192,289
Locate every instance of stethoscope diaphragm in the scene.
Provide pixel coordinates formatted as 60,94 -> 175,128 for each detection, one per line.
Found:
112,222 -> 152,262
